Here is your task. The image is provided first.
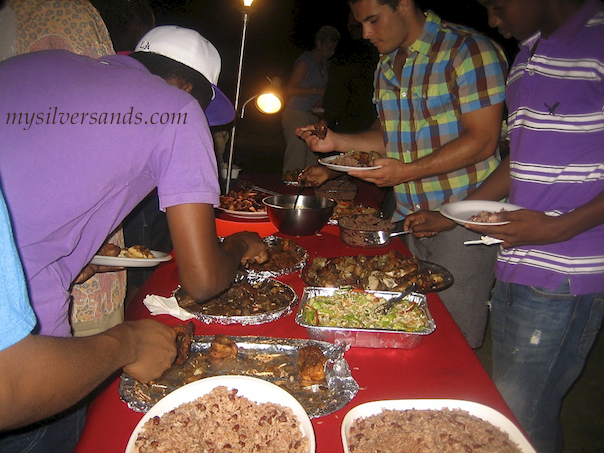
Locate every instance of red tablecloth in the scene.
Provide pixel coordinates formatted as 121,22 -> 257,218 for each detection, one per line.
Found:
75,175 -> 517,453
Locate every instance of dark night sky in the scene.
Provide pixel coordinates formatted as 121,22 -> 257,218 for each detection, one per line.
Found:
149,0 -> 516,111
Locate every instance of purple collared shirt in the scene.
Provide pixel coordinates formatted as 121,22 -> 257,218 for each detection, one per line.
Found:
497,0 -> 604,294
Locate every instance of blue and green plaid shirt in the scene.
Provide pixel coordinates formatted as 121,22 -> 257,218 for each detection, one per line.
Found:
375,11 -> 508,220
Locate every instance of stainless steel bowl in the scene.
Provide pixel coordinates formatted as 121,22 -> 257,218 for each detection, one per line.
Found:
263,195 -> 336,236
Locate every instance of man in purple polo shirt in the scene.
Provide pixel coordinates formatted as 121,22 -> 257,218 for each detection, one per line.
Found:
404,1 -> 604,451
0,26 -> 268,451
0,26 -> 267,339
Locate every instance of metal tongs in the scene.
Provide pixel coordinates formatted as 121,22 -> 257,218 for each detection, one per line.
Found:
238,180 -> 282,196
380,285 -> 417,315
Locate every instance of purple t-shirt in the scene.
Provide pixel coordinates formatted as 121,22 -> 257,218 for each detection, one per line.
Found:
497,0 -> 604,294
0,50 -> 220,336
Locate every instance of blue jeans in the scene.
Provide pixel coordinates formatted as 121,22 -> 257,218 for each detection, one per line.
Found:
491,279 -> 604,453
0,403 -> 87,453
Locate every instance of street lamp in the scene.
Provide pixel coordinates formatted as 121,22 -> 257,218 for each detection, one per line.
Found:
240,77 -> 283,118
225,0 -> 254,193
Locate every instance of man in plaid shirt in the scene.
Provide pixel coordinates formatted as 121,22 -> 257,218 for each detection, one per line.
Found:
298,0 -> 507,349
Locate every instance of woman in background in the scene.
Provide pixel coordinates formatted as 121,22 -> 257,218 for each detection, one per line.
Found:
282,25 -> 340,175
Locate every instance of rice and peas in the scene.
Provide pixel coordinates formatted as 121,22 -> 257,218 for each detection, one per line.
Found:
134,386 -> 309,452
347,408 -> 523,453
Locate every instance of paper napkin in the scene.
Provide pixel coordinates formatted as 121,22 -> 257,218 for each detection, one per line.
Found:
143,294 -> 196,321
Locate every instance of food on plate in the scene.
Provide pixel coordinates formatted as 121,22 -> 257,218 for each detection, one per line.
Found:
98,243 -> 122,257
245,237 -> 307,274
219,188 -> 266,212
330,150 -> 382,167
175,278 -> 295,317
309,119 -> 328,139
313,176 -> 358,201
347,408 -> 522,452
208,334 -> 238,365
330,201 -> 377,221
97,243 -> 154,259
297,345 -> 327,385
133,386 -> 309,453
468,208 -> 507,223
302,250 -> 446,293
173,321 -> 195,365
119,245 -> 154,259
301,289 -> 429,331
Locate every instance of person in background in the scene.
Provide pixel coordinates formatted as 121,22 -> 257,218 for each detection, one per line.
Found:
322,12 -> 378,133
0,0 -> 113,59
0,25 -> 267,451
404,0 -> 604,451
0,187 -> 176,433
298,0 -> 508,349
281,25 -> 341,175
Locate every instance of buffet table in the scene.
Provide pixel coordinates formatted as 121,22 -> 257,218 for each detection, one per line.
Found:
75,175 -> 518,453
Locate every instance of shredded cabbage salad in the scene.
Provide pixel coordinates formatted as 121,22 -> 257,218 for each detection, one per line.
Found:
302,289 -> 428,331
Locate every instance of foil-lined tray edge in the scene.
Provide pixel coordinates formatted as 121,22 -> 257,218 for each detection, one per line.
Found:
118,336 -> 359,419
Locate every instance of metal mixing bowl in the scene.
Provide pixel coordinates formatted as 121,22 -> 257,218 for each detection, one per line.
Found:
263,195 -> 336,236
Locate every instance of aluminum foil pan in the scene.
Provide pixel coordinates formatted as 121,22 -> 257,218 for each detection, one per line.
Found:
172,274 -> 297,326
296,288 -> 436,349
119,336 -> 359,418
244,235 -> 308,278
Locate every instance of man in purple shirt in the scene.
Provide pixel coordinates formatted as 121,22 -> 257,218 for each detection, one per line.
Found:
404,1 -> 604,451
0,26 -> 267,452
0,26 -> 267,339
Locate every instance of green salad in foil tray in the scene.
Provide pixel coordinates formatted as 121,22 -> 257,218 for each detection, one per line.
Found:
301,288 -> 429,332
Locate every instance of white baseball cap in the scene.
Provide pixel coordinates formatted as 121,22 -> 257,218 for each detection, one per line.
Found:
135,25 -> 235,126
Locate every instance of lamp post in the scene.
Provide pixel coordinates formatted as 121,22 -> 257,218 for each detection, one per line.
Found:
225,0 -> 255,193
240,77 -> 283,118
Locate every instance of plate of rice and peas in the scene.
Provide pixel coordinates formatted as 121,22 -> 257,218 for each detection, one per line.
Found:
342,399 -> 536,453
440,200 -> 523,226
127,375 -> 315,453
319,150 -> 383,172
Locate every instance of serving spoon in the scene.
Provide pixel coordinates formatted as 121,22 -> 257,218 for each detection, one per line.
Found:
373,229 -> 412,245
379,285 -> 417,315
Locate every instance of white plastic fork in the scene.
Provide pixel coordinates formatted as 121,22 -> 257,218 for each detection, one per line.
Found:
464,236 -> 504,246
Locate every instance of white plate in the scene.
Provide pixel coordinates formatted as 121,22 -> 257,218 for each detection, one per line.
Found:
440,200 -> 523,226
319,154 -> 382,172
90,250 -> 171,267
126,375 -> 316,453
216,206 -> 268,219
341,399 -> 536,453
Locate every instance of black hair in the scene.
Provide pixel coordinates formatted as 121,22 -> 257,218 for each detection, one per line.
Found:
130,52 -> 213,110
348,0 -> 400,10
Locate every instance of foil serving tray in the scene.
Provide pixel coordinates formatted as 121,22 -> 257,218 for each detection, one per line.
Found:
173,274 -> 298,326
296,288 -> 436,349
244,235 -> 309,279
119,336 -> 359,419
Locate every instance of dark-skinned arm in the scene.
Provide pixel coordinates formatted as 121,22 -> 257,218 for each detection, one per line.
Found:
166,203 -> 268,302
469,189 -> 604,248
0,320 -> 176,430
